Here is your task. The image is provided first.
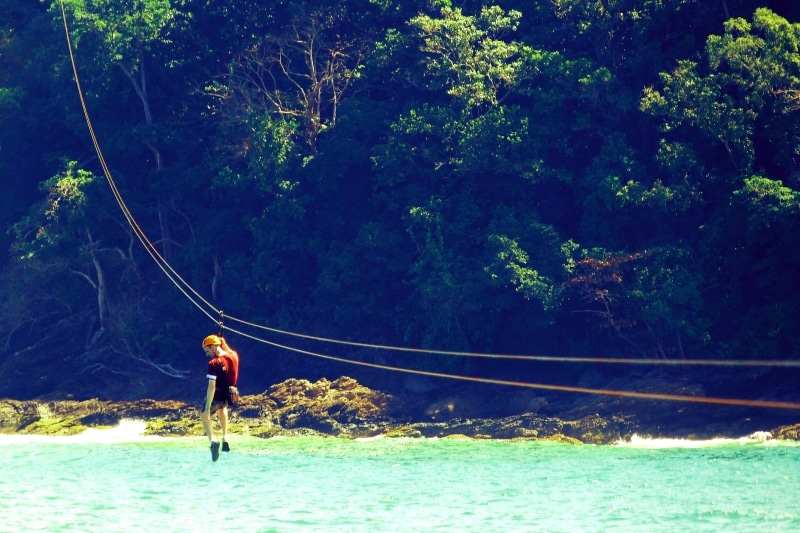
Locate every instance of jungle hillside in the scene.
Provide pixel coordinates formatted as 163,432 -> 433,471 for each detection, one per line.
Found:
2,0 -> 800,405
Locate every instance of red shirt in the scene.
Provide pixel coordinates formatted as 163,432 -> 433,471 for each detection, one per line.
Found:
206,350 -> 239,401
224,351 -> 239,387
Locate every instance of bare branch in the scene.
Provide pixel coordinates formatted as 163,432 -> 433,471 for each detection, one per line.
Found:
112,338 -> 191,379
70,268 -> 98,290
209,8 -> 368,153
775,88 -> 800,112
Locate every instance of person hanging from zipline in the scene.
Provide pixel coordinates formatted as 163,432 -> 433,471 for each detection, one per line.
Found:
200,334 -> 240,462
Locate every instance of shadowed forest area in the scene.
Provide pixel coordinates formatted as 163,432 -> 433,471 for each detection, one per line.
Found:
1,0 -> 800,404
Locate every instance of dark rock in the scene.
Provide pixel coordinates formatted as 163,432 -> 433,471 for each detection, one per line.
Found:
772,423 -> 800,440
0,375 -> 798,444
80,412 -> 122,427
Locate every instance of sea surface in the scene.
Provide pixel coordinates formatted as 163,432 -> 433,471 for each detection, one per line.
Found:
3,421 -> 799,532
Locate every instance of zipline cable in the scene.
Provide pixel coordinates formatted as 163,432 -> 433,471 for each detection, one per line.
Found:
224,323 -> 800,410
59,0 -> 218,325
58,1 -> 800,410
225,313 -> 800,367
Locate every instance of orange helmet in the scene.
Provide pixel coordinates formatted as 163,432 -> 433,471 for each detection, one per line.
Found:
202,334 -> 222,348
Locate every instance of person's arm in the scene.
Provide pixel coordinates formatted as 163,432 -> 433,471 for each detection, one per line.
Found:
204,377 -> 216,412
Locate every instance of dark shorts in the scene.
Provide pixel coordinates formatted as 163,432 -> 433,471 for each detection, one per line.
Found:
200,398 -> 228,414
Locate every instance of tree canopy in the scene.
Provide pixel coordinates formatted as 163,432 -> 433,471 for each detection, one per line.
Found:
1,0 -> 798,399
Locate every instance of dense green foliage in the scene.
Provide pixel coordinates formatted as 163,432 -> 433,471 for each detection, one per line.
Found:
2,0 -> 799,393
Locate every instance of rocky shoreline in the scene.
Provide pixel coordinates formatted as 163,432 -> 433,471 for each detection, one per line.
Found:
2,376 -> 799,444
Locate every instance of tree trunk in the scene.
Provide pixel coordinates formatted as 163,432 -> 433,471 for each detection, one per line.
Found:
121,60 -> 172,262
85,229 -> 109,330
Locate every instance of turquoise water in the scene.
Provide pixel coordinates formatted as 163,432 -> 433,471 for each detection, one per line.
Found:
3,422 -> 799,532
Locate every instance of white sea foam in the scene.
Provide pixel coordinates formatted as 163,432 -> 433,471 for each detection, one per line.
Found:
0,419 -> 166,445
616,431 -> 782,448
746,430 -> 773,442
73,419 -> 152,443
355,434 -> 386,442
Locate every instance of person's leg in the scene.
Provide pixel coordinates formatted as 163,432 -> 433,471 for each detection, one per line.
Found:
202,403 -> 223,441
203,404 -> 222,461
201,407 -> 214,442
219,405 -> 228,441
